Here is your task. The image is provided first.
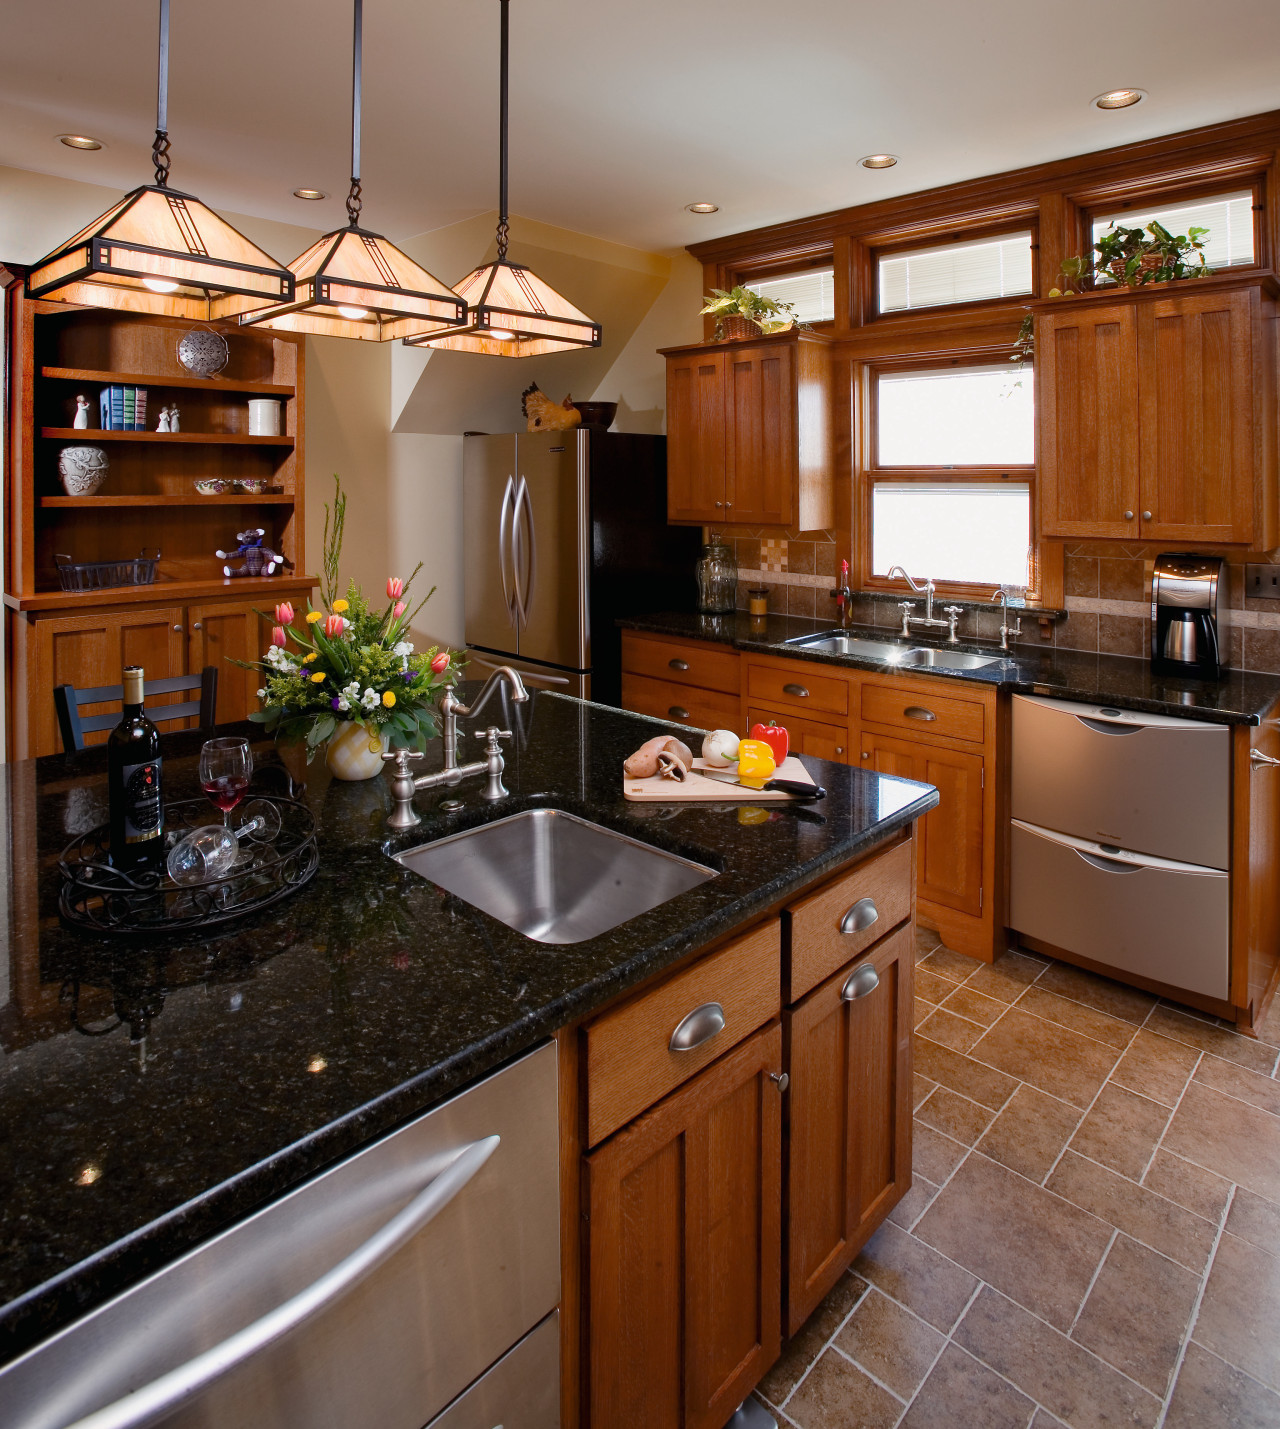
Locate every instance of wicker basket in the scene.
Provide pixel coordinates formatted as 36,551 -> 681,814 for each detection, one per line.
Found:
718,314 -> 763,341
1107,253 -> 1165,287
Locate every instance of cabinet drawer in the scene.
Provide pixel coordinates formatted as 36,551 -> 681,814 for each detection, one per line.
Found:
747,707 -> 849,763
622,633 -> 740,694
583,919 -> 781,1146
621,673 -> 739,732
785,838 -> 913,1002
746,662 -> 849,717
861,680 -> 986,744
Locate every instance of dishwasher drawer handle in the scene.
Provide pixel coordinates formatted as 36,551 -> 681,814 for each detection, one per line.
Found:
1075,848 -> 1141,874
782,683 -> 810,698
61,1136 -> 501,1429
904,705 -> 936,722
669,1001 -> 725,1052
668,658 -> 689,671
841,963 -> 880,1001
839,897 -> 879,935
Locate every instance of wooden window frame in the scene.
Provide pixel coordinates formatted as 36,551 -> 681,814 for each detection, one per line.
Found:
731,249 -> 837,333
855,351 -> 1046,605
866,219 -> 1041,325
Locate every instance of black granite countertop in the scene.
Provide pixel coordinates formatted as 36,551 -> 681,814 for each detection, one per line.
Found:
619,610 -> 1280,726
0,689 -> 936,1368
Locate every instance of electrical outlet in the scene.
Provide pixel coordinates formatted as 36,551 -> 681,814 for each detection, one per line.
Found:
1246,564 -> 1280,601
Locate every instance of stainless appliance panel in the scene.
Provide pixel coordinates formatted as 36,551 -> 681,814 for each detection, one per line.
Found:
1010,820 -> 1230,1000
466,648 -> 589,700
514,431 -> 589,672
424,1312 -> 559,1429
1,1043 -> 559,1429
1010,694 -> 1230,869
463,435 -> 522,657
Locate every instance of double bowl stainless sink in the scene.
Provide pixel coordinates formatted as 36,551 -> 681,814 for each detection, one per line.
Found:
785,631 -> 1005,671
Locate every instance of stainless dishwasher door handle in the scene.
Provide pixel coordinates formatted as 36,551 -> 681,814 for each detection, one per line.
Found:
1075,849 -> 1142,874
62,1136 -> 501,1429
670,1001 -> 725,1052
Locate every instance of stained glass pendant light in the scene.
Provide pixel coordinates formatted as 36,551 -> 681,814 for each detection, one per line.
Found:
25,0 -> 292,319
240,0 -> 466,341
405,0 -> 602,357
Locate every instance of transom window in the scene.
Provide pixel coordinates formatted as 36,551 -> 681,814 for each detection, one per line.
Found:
1091,189 -> 1255,272
878,231 -> 1034,314
744,267 -> 835,324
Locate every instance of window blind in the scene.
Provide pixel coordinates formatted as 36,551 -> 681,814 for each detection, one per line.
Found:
1092,190 -> 1255,271
745,268 -> 835,323
872,483 -> 1031,588
878,232 -> 1033,313
877,366 -> 1034,467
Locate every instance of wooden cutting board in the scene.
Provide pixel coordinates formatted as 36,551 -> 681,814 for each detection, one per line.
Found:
623,755 -> 818,802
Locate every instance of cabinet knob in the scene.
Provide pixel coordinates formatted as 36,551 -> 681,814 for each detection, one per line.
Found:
1142,511 -> 1152,521
725,501 -> 733,509
172,624 -> 183,632
668,706 -> 690,720
1123,510 -> 1134,521
192,621 -> 202,630
861,751 -> 870,759
835,746 -> 845,755
668,658 -> 689,671
840,896 -> 879,935
782,683 -> 809,698
769,1071 -> 789,1093
841,962 -> 881,1002
714,501 -> 723,508
669,1001 -> 725,1053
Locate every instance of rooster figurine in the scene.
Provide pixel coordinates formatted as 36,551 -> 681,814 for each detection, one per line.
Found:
521,382 -> 582,433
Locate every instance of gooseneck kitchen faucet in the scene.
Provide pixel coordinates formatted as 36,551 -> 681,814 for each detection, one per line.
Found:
887,566 -> 964,643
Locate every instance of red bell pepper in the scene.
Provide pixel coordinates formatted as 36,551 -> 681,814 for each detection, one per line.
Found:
749,720 -> 789,763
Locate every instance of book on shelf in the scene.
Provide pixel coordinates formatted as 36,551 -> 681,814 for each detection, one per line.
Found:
109,386 -> 124,431
122,387 -> 135,428
133,388 -> 147,432
98,389 -> 111,429
94,384 -> 148,431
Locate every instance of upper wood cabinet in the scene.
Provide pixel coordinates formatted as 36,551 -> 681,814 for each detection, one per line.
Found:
1037,277 -> 1277,547
661,331 -> 833,531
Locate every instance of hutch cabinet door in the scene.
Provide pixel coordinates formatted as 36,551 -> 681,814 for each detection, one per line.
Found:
1037,302 -> 1141,539
585,1022 -> 783,1429
187,602 -> 267,726
666,351 -> 728,523
785,921 -> 913,1334
1138,289 -> 1256,544
725,344 -> 794,527
860,731 -> 984,918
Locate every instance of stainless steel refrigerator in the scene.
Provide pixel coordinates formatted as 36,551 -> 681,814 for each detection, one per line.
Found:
463,430 -> 699,705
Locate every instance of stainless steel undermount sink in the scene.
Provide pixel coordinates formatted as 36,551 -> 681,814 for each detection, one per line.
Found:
894,647 -> 1003,670
785,632 -> 1002,670
393,808 -> 716,944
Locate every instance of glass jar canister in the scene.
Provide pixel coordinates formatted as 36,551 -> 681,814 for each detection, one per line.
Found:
696,534 -> 738,613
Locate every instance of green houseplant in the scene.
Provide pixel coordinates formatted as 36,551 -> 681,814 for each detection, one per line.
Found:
1058,220 -> 1214,292
700,284 -> 807,340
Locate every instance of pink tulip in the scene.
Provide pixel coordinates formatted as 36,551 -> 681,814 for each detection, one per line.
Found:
392,601 -> 406,619
271,625 -> 287,647
431,651 -> 449,674
274,601 -> 294,626
323,613 -> 345,639
386,576 -> 404,600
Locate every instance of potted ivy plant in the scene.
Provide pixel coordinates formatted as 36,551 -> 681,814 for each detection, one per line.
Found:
700,285 -> 807,341
1058,220 -> 1214,292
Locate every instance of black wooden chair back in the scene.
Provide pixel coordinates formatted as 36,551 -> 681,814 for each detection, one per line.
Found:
54,667 -> 219,753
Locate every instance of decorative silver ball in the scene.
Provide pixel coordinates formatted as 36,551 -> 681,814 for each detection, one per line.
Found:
58,445 -> 109,496
177,328 -> 230,378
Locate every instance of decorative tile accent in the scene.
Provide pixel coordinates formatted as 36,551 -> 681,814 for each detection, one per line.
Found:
759,538 -> 788,573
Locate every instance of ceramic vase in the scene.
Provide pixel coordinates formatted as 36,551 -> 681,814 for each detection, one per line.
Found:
57,445 -> 109,496
325,721 -> 389,781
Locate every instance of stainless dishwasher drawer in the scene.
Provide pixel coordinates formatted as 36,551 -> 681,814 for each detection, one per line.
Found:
1011,694 -> 1229,868
1010,820 -> 1229,1000
0,1041 -> 559,1429
425,1312 -> 559,1429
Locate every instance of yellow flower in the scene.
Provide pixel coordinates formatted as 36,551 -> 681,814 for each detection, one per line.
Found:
332,599 -> 349,613
311,672 -> 326,683
306,611 -> 322,624
382,690 -> 396,707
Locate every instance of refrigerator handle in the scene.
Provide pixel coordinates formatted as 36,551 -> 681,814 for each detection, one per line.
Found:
513,475 -> 536,630
498,476 -> 517,629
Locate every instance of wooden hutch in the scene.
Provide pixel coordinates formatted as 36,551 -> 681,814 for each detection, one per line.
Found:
5,293 -> 316,758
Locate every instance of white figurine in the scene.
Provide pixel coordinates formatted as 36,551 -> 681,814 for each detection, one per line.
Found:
73,394 -> 90,429
156,406 -> 171,434
169,403 -> 180,433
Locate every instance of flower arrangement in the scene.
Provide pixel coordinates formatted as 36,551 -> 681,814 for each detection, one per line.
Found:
245,477 -> 464,760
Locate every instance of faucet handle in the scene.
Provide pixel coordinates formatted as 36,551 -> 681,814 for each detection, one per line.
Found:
382,746 -> 424,769
943,605 -> 964,616
897,600 -> 916,612
475,725 -> 513,754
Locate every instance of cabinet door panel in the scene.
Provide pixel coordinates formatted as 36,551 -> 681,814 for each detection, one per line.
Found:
1139,290 -> 1254,543
726,345 -> 793,526
747,706 -> 848,763
786,923 -> 913,1333
861,732 -> 983,917
666,353 -> 727,523
188,602 -> 266,726
586,1023 -> 782,1429
1038,304 -> 1140,538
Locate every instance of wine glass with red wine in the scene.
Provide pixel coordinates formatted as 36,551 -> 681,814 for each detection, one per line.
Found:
199,737 -> 252,832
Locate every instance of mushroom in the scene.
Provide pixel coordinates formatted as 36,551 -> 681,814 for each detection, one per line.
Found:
656,750 -> 688,781
623,735 -> 695,779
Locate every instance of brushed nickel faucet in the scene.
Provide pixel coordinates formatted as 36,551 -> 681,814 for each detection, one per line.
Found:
887,566 -> 963,643
993,588 -> 1023,651
383,666 -> 530,831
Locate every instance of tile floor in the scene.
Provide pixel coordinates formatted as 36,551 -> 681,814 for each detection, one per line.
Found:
754,928 -> 1280,1429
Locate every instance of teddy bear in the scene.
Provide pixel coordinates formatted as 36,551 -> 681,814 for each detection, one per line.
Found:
216,528 -> 292,578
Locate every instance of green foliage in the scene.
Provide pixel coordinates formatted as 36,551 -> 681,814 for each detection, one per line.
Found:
699,284 -> 808,339
1059,220 -> 1215,291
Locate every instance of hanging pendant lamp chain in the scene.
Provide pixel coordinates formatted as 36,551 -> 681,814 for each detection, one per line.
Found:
346,0 -> 364,226
496,0 -> 510,259
152,0 -> 171,186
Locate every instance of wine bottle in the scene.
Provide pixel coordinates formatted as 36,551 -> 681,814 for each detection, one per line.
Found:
108,666 -> 163,870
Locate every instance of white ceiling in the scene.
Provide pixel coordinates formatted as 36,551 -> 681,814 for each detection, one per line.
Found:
3,0 -> 1280,256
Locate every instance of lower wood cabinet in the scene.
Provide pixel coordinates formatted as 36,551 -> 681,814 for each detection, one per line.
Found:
785,922 -> 914,1333
584,1021 -> 783,1429
187,601 -> 266,728
747,705 -> 848,763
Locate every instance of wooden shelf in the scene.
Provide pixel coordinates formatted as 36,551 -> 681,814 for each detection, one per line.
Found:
41,366 -> 295,396
40,428 -> 294,447
40,494 -> 297,508
4,574 -> 319,613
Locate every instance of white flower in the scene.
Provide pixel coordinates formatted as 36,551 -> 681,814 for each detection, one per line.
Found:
392,641 -> 413,658
335,694 -> 351,712
257,688 -> 266,699
361,687 -> 380,711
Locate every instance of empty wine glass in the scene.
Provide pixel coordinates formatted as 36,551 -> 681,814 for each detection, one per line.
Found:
167,825 -> 238,885
235,798 -> 281,844
200,738 -> 252,832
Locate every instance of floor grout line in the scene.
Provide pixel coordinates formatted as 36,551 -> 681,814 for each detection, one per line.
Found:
888,1281 -> 985,1429
1137,1050 -> 1206,1185
825,1341 -> 909,1405
772,1276 -> 873,1411
1067,1226 -> 1118,1334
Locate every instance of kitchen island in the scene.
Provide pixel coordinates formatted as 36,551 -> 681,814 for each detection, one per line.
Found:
0,686 -> 937,1423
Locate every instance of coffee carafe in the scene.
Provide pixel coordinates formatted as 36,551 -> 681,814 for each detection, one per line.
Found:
1151,553 -> 1224,679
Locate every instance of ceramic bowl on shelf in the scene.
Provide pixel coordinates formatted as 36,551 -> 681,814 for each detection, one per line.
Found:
177,328 -> 230,378
235,478 -> 272,494
194,478 -> 231,496
58,445 -> 109,496
570,401 -> 617,429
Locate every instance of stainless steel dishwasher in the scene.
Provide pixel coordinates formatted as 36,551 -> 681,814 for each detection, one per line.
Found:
1009,694 -> 1231,999
0,1041 -> 560,1429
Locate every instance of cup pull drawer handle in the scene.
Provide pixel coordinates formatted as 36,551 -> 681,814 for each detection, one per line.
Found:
669,1001 -> 725,1052
904,706 -> 936,721
841,963 -> 881,1001
668,705 -> 690,721
783,683 -> 810,698
840,897 -> 879,935
668,658 -> 689,671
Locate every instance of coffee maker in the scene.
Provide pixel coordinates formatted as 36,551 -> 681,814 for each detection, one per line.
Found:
1151,553 -> 1224,679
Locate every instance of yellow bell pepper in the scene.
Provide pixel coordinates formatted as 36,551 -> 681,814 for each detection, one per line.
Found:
735,738 -> 777,788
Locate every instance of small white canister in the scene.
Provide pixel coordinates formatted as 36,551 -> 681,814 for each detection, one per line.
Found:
247,399 -> 282,436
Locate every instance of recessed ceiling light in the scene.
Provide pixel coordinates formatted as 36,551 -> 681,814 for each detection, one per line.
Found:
293,187 -> 327,200
685,202 -> 719,214
860,154 -> 898,169
57,134 -> 103,151
1093,89 -> 1145,110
